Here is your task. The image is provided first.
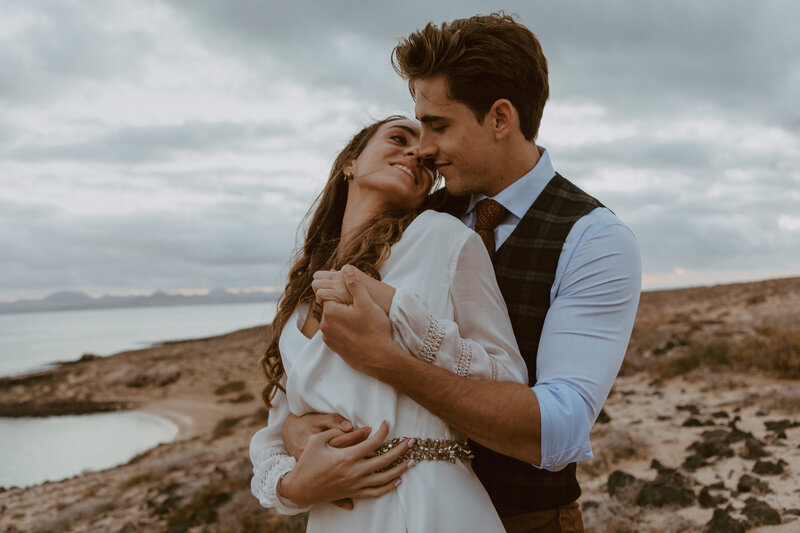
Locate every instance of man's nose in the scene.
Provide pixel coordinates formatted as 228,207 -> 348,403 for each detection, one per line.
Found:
418,131 -> 436,159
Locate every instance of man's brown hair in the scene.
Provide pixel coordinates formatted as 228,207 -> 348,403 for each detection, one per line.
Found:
392,12 -> 549,141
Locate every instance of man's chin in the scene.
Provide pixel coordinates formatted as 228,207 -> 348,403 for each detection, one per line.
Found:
443,177 -> 468,197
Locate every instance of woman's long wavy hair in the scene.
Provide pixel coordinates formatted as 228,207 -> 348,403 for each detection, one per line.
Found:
259,116 -> 439,409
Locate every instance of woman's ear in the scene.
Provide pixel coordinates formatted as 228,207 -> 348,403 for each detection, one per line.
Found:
343,160 -> 355,178
488,99 -> 517,140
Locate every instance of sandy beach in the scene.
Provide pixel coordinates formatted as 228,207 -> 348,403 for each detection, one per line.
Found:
1,277 -> 798,532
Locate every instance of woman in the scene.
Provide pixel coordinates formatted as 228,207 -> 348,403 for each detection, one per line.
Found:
250,116 -> 527,532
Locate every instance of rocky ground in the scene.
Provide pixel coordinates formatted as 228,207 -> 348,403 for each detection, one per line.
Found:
1,277 -> 798,532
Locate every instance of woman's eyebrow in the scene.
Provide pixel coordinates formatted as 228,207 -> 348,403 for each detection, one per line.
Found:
388,124 -> 420,138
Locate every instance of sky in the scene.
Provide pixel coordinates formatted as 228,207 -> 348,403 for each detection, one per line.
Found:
1,0 -> 799,301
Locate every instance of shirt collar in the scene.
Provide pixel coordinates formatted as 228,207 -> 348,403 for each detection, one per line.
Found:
465,147 -> 556,219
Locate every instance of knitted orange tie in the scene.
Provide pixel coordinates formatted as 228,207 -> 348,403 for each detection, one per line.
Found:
474,199 -> 510,258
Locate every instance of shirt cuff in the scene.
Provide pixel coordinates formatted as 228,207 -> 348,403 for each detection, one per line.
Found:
532,382 -> 595,471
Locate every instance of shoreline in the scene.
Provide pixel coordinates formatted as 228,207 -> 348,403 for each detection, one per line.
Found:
1,278 -> 798,532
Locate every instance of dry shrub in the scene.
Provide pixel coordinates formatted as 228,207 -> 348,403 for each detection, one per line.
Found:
767,384 -> 800,413
120,468 -> 154,489
213,416 -> 244,438
36,496 -> 117,533
579,429 -> 651,478
166,484 -> 232,530
584,502 -> 700,533
657,325 -> 800,379
582,500 -> 642,533
215,381 -> 246,395
216,489 -> 308,533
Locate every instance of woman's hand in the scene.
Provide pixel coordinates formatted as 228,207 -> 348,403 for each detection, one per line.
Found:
313,266 -> 396,314
277,421 -> 415,509
312,270 -> 353,306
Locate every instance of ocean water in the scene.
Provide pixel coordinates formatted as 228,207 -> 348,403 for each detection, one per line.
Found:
0,302 -> 276,488
0,412 -> 179,488
0,302 -> 277,377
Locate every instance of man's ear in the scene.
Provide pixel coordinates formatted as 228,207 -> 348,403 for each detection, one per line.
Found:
488,99 -> 517,140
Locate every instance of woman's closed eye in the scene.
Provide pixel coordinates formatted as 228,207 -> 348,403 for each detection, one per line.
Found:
390,133 -> 409,145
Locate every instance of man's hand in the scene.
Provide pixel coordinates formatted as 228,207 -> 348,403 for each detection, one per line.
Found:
283,412 -> 372,459
319,265 -> 405,378
278,421 -> 416,509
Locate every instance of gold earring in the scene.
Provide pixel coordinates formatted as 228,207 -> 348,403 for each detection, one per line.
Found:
343,171 -> 353,182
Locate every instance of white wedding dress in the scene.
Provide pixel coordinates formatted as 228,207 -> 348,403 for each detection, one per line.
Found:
250,210 -> 527,533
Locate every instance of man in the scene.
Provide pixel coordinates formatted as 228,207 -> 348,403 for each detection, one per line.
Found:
254,13 -> 640,532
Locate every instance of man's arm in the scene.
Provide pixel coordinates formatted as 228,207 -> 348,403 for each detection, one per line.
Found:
321,221 -> 640,469
320,265 -> 544,464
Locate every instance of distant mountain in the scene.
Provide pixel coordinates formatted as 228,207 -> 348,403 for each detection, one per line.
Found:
0,289 -> 281,314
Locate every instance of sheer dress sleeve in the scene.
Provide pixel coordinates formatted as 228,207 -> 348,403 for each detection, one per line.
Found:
390,231 -> 527,384
249,379 -> 311,515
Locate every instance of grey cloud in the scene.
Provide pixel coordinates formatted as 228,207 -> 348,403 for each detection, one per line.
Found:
163,1 -> 800,126
0,198 -> 305,297
0,1 -> 153,104
6,120 -> 298,164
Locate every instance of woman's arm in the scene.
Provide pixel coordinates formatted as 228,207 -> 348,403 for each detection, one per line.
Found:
314,233 -> 526,383
389,231 -> 528,383
249,386 -> 311,515
250,385 -> 415,511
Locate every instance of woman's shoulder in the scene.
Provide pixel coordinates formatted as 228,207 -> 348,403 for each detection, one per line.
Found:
392,210 -> 474,266
409,209 -> 471,239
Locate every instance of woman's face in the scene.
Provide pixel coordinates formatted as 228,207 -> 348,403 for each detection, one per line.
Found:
346,119 -> 435,210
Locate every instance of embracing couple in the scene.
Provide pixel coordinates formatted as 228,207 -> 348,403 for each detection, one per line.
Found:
250,13 -> 640,533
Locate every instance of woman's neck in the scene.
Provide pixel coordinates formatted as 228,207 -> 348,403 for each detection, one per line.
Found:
339,189 -> 383,254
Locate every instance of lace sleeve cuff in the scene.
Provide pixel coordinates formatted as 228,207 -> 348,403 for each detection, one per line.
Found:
417,315 -> 445,363
251,454 -> 311,515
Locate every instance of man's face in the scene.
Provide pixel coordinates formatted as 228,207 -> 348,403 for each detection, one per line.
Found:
414,76 -> 497,197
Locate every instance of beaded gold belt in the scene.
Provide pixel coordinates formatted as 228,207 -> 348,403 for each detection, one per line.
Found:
375,437 -> 474,471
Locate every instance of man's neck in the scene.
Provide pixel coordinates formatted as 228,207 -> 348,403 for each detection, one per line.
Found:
483,140 -> 541,197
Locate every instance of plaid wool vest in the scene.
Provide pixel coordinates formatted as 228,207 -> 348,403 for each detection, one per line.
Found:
441,174 -> 603,515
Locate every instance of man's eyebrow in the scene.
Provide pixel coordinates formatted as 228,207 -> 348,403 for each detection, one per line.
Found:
417,115 -> 445,124
388,124 -> 420,137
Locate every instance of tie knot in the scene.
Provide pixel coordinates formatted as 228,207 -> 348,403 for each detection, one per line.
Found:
474,199 -> 510,233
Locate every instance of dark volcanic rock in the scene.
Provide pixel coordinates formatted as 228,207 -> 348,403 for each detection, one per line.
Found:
753,460 -> 784,475
650,459 -> 690,486
650,459 -> 675,475
726,427 -> 754,443
683,417 -> 704,427
704,508 -> 745,533
677,404 -> 700,415
742,497 -> 781,526
701,429 -> 729,441
741,437 -> 769,459
712,410 -> 729,418
764,419 -> 799,432
698,486 -> 727,508
607,470 -> 637,498
682,453 -> 708,470
737,473 -> 770,494
690,438 -> 734,459
596,409 -> 611,424
636,479 -> 695,508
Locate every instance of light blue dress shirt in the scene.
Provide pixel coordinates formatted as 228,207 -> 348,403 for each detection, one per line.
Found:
462,148 -> 641,471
